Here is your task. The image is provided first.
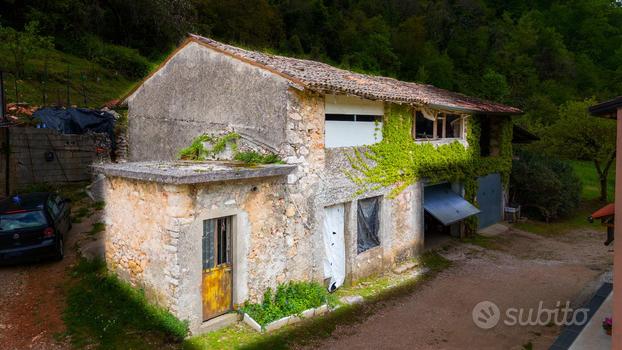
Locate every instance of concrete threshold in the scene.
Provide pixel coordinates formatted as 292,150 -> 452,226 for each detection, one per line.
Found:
195,313 -> 241,335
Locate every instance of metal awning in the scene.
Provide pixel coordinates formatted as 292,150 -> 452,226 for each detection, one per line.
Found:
424,185 -> 480,226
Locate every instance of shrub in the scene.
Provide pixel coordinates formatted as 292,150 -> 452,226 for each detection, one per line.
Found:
233,151 -> 283,164
240,281 -> 329,327
510,150 -> 581,221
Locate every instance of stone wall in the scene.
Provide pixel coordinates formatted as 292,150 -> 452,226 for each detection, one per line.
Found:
127,42 -> 292,161
103,173 -> 321,333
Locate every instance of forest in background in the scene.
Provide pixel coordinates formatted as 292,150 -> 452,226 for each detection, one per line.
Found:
3,0 -> 622,128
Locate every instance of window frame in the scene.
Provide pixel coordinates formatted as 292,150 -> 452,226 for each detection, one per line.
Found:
412,110 -> 465,141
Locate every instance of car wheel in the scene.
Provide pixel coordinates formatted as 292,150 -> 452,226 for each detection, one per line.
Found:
55,236 -> 64,261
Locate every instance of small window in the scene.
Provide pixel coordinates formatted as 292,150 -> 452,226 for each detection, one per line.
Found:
415,112 -> 435,139
357,196 -> 381,253
325,114 -> 382,148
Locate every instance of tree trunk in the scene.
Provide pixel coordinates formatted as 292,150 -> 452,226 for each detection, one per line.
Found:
600,176 -> 608,202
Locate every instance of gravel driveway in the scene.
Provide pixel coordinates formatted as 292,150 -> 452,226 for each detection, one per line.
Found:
303,228 -> 612,350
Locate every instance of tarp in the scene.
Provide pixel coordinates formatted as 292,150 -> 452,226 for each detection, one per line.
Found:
357,197 -> 380,253
33,107 -> 116,148
424,185 -> 480,225
323,204 -> 346,292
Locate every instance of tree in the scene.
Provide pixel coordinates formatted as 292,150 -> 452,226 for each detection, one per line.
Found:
0,21 -> 53,78
543,99 -> 616,202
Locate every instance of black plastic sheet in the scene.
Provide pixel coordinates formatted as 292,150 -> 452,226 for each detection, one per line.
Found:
357,196 -> 380,253
33,107 -> 116,149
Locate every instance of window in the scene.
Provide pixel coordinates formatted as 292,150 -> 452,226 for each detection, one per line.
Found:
444,115 -> 463,138
47,198 -> 61,218
202,216 -> 232,269
357,196 -> 381,253
325,114 -> 382,148
0,211 -> 47,231
415,112 -> 435,139
414,111 -> 464,140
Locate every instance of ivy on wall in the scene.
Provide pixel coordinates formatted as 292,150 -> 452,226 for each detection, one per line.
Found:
347,103 -> 513,232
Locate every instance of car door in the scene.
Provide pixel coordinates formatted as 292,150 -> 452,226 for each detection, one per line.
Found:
47,198 -> 61,232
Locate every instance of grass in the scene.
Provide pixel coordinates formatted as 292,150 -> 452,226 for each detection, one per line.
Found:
88,222 -> 105,236
514,200 -> 605,236
513,160 -> 613,236
0,45 -> 139,108
460,234 -> 500,249
569,160 -> 615,202
185,251 -> 451,350
63,258 -> 188,349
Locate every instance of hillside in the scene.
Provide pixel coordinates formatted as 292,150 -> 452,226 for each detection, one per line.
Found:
0,46 -> 140,108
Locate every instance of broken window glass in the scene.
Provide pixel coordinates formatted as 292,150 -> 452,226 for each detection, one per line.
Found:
357,196 -> 381,253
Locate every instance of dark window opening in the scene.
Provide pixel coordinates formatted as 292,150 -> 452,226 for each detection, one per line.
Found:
479,117 -> 491,157
415,112 -> 435,139
445,115 -> 462,138
202,216 -> 232,269
357,196 -> 381,253
325,114 -> 380,122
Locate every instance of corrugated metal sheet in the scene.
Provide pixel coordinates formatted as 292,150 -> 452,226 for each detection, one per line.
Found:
424,185 -> 480,226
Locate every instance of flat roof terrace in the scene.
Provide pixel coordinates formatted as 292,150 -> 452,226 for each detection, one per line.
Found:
93,161 -> 296,185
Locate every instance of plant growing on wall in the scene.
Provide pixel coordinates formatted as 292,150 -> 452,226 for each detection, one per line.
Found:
347,103 -> 513,232
178,132 -> 283,164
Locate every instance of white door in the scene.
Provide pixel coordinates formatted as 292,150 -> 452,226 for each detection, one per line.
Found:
323,204 -> 346,292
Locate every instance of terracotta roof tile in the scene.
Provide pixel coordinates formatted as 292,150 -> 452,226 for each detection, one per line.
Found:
189,34 -> 522,115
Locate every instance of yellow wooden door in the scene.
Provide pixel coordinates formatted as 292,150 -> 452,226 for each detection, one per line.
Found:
202,217 -> 233,321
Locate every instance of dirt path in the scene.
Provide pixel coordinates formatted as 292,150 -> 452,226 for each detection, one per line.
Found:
0,208 -> 98,350
303,228 -> 613,350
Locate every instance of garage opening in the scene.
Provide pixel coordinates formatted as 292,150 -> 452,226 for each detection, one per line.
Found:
423,184 -> 480,249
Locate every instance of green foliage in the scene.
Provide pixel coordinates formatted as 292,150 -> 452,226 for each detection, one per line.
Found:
65,34 -> 151,78
510,150 -> 581,221
347,104 -> 513,232
0,20 -> 53,78
179,133 -> 283,164
233,151 -> 283,164
240,281 -> 330,327
535,99 -> 616,201
64,258 -> 188,348
178,133 -> 240,160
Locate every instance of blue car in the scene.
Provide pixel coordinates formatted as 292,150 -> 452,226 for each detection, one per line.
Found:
0,193 -> 71,262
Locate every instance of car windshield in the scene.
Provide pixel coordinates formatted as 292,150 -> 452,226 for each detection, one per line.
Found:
0,211 -> 47,231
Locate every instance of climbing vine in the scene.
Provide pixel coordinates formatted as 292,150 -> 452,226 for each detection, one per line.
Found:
347,103 -> 513,233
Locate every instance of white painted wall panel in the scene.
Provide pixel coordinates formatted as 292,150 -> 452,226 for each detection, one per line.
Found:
325,94 -> 384,115
325,120 -> 382,148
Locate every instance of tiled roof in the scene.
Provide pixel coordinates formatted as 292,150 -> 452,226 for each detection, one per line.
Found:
189,34 -> 522,115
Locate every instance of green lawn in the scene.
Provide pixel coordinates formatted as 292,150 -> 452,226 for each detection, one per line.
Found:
0,46 -> 140,108
569,160 -> 615,202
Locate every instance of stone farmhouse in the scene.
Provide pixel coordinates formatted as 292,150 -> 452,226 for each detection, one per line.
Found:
95,34 -> 522,333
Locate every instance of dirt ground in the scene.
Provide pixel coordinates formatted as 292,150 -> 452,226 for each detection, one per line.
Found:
304,227 -> 613,350
0,202 -> 100,350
